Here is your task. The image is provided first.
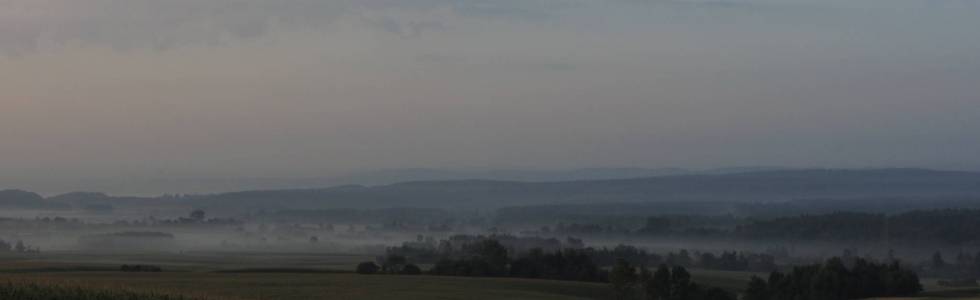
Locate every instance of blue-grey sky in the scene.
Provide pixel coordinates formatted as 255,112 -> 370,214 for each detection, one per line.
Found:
1,0 -> 979,194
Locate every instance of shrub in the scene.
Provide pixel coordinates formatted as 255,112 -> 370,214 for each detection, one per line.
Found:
401,264 -> 422,275
356,262 -> 380,274
121,265 -> 163,272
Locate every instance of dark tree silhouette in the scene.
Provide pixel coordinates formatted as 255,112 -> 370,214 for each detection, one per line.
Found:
356,262 -> 380,274
609,259 -> 637,300
744,257 -> 921,300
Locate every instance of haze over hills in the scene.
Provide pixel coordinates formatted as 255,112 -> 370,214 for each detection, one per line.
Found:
193,168 -> 980,210
6,168 -> 980,212
2,167 -> 785,196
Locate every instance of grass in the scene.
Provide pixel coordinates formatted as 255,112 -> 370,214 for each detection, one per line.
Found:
0,280 -> 197,300
3,252 -> 980,299
0,252 -> 610,299
0,272 -> 608,300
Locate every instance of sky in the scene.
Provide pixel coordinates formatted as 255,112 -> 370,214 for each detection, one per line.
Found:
1,0 -> 979,195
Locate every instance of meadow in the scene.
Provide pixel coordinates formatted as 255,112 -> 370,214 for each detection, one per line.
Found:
1,252 -> 979,300
0,252 -> 608,300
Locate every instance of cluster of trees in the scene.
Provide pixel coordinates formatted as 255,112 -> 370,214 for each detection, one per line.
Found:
609,259 -> 735,300
386,234 -> 571,265
737,209 -> 980,244
365,238 -> 609,282
926,251 -> 980,282
509,248 -> 604,281
589,245 -> 776,272
388,236 -> 777,276
489,247 -> 606,282
698,251 -> 775,272
120,264 -> 163,272
378,236 -> 780,285
553,217 -> 729,238
743,257 -> 921,300
427,239 -> 608,282
555,223 -> 631,235
0,239 -> 39,253
355,257 -> 422,275
521,209 -> 980,246
541,209 -> 980,245
429,239 -> 514,277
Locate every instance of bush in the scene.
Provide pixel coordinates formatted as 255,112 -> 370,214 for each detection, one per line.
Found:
356,262 -> 380,274
401,264 -> 422,275
120,265 -> 163,272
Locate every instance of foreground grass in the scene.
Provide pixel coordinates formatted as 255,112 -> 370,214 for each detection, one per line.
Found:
0,272 -> 608,300
0,280 -> 196,300
4,252 -> 980,300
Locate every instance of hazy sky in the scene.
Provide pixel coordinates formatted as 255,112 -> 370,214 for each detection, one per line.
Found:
1,0 -> 979,194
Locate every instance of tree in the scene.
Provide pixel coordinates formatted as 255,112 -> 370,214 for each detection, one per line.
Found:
356,261 -> 380,274
669,266 -> 692,300
700,287 -> 735,300
668,250 -> 693,267
382,254 -> 408,274
743,276 -> 769,300
752,257 -> 921,300
402,264 -> 422,275
469,239 -> 510,276
646,264 -> 671,300
610,259 -> 638,300
14,240 -> 25,253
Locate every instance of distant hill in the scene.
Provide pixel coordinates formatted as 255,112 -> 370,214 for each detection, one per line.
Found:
0,189 -> 68,209
184,168 -> 980,211
331,167 -> 697,185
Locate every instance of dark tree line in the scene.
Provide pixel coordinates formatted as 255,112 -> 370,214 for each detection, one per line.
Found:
555,216 -> 729,238
743,257 -> 922,300
120,264 -> 162,272
737,209 -> 980,244
531,209 -> 980,246
363,238 -> 610,282
429,239 -> 609,282
355,255 -> 422,275
609,259 -> 735,300
388,235 -> 776,275
508,248 -> 606,282
589,246 -> 776,273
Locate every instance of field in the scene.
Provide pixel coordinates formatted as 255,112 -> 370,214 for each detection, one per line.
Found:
0,272 -> 609,300
2,252 -> 980,300
0,251 -> 608,300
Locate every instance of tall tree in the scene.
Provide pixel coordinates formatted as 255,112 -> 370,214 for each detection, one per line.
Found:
610,259 -> 638,300
743,276 -> 769,300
